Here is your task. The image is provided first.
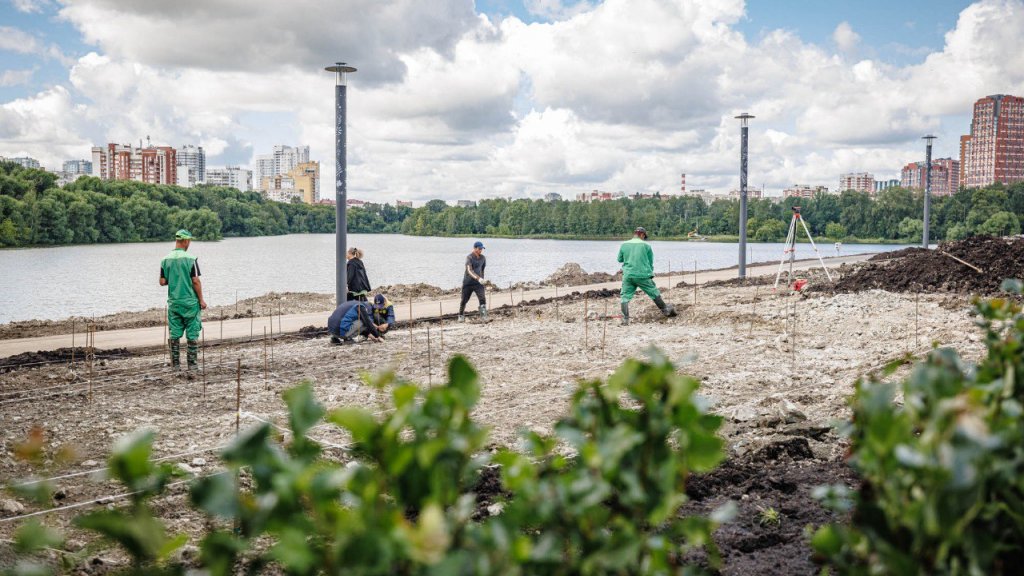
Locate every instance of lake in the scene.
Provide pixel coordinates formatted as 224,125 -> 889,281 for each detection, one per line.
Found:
0,234 -> 907,323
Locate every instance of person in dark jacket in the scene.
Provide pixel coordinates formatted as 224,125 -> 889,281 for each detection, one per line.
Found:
346,247 -> 371,301
372,293 -> 396,334
458,241 -> 489,322
327,300 -> 381,344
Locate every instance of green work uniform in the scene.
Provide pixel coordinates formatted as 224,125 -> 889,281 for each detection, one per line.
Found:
617,237 -> 661,303
160,248 -> 202,340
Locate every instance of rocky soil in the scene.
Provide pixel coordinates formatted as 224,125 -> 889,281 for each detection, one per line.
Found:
0,278 -> 986,574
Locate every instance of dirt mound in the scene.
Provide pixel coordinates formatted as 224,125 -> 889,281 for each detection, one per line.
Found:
0,347 -> 132,373
374,283 -> 458,301
824,235 -> 1024,295
544,263 -> 621,286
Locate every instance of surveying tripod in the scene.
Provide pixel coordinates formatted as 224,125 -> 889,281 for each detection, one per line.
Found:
773,206 -> 833,290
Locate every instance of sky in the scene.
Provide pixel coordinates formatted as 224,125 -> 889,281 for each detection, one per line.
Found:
1,0 -> 1021,202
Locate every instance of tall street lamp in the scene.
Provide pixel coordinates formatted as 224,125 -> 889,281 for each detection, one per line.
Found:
325,62 -> 357,306
922,134 -> 936,248
735,113 -> 755,278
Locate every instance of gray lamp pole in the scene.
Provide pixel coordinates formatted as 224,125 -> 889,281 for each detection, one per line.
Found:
735,113 -> 754,278
325,62 -> 357,306
922,134 -> 936,248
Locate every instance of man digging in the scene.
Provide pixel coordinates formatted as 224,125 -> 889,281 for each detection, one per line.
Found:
617,226 -> 676,325
159,229 -> 207,374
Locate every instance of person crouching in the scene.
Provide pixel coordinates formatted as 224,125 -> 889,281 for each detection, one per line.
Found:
327,300 -> 382,344
372,294 -> 396,335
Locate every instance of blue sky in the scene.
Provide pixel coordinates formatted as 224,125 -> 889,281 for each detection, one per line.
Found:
0,0 -> 1017,199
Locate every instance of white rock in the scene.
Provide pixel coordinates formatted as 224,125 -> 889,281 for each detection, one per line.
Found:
177,463 -> 197,475
1,499 -> 26,514
81,460 -> 99,467
486,503 -> 504,516
191,457 -> 206,466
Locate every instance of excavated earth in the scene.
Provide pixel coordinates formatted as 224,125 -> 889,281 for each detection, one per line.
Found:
1,267 -> 994,574
822,235 -> 1024,295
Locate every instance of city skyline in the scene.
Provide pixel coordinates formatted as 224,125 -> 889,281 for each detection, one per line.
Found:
2,0 -> 1021,202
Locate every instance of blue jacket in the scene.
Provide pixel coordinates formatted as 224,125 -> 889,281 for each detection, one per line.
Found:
328,301 -> 378,337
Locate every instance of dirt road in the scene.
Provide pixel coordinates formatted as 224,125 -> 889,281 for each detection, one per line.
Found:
0,254 -> 873,359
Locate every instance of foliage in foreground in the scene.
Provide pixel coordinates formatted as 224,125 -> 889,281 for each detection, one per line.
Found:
6,351 -> 732,575
813,279 -> 1024,575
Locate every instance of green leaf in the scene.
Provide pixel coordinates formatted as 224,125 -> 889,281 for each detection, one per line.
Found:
13,520 -> 63,554
283,382 -> 325,438
327,407 -> 378,443
190,471 -> 239,518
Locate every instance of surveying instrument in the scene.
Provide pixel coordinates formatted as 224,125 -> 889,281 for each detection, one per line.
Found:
773,206 -> 833,290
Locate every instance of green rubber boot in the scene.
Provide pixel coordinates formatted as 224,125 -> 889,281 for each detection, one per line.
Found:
186,339 -> 199,371
169,339 -> 181,370
620,302 -> 630,326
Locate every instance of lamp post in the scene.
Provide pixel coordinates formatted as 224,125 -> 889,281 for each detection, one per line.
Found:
735,113 -> 755,278
325,62 -> 357,306
922,134 -> 936,248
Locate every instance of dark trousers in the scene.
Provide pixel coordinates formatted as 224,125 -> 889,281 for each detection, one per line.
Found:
459,283 -> 486,314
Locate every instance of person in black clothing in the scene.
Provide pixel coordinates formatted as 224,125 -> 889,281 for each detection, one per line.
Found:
346,247 -> 371,301
458,241 -> 489,322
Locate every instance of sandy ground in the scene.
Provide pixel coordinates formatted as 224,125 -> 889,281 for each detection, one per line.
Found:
0,280 -> 984,569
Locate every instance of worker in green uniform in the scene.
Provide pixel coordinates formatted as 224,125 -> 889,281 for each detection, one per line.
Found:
159,229 -> 207,372
617,226 -> 676,326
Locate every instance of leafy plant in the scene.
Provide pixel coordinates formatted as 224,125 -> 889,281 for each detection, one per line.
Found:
757,506 -> 781,527
813,279 -> 1024,575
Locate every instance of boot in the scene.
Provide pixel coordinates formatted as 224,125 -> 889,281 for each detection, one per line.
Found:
654,296 -> 677,318
186,339 -> 199,372
479,304 -> 488,321
457,314 -> 466,323
620,302 -> 630,326
169,339 -> 181,370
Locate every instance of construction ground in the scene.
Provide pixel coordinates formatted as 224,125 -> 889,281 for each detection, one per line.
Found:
1,235 -> 1021,574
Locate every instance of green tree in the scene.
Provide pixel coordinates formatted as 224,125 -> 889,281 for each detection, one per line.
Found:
825,222 -> 847,240
755,218 -> 786,241
978,211 -> 1021,237
897,217 -> 923,242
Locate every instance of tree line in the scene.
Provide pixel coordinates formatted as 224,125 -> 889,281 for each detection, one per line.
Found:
1,159 -> 1021,248
399,185 -> 1024,242
0,161 -> 410,247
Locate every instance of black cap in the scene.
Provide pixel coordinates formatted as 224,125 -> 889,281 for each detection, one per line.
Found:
635,226 -> 648,235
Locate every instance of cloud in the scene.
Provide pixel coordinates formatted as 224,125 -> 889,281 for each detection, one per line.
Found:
4,0 -> 1024,201
0,69 -> 34,87
11,0 -> 52,13
57,0 -> 479,85
832,21 -> 860,53
524,0 -> 595,20
0,25 -> 74,65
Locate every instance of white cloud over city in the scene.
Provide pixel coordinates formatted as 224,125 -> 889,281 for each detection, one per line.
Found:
1,0 -> 1024,202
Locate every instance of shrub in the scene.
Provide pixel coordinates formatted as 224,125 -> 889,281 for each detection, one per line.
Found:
7,351 -> 732,575
813,279 -> 1024,575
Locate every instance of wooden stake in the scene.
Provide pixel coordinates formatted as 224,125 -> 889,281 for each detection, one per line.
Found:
693,260 -> 697,305
278,301 -> 283,334
408,296 -> 413,348
268,308 -> 274,366
426,322 -> 432,386
668,260 -> 671,292
915,289 -> 920,348
584,292 -> 589,349
87,326 -> 94,404
71,318 -> 76,369
439,301 -> 444,353
602,300 -> 608,358
234,290 -> 238,317
748,285 -> 759,337
509,283 -> 514,306
554,285 -> 560,322
235,358 -> 241,435
250,314 -> 254,342
263,327 -> 269,390
201,329 -> 207,401
220,315 -> 223,341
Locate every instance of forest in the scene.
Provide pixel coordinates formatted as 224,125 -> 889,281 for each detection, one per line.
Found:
1,160 -> 1021,247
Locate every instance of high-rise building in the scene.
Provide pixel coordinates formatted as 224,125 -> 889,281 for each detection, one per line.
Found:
838,172 -> 874,193
873,179 -> 899,193
288,161 -> 319,204
7,157 -> 41,169
205,166 -> 252,191
91,142 -> 177,185
176,145 -> 205,185
254,145 -> 310,192
960,94 -> 1024,187
900,158 -> 959,196
784,185 -> 829,198
63,159 -> 92,175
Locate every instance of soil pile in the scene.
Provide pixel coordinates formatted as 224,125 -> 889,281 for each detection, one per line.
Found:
0,347 -> 131,373
544,263 -> 621,286
823,235 -> 1024,295
375,283 -> 458,301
